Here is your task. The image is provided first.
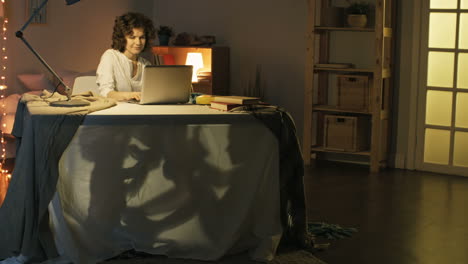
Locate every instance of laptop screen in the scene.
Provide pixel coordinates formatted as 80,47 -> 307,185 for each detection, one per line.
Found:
140,65 -> 193,105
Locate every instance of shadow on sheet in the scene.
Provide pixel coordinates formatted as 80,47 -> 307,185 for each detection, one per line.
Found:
51,119 -> 281,263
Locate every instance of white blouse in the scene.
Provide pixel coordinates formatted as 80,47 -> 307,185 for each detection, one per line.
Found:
96,49 -> 151,97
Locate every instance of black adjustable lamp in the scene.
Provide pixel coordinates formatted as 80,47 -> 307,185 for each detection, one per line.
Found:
15,0 -> 90,107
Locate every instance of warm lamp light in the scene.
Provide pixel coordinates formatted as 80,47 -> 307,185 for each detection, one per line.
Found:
185,52 -> 204,82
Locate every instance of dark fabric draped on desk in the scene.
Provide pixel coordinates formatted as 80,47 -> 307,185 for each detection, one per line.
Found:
237,106 -> 308,248
0,92 -> 115,261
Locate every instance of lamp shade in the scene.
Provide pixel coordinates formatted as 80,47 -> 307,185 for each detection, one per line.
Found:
65,0 -> 80,5
185,52 -> 204,82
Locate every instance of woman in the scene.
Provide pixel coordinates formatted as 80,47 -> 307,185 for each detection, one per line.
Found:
96,12 -> 156,101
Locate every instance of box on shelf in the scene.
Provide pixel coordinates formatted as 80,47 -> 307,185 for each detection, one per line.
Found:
337,74 -> 371,112
323,115 -> 370,152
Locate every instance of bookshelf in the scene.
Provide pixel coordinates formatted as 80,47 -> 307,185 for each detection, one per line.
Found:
151,46 -> 230,95
303,0 -> 395,172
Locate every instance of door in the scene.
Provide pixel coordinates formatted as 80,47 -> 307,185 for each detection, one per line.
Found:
416,0 -> 468,176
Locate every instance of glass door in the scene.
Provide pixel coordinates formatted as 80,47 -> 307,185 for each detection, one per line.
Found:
416,0 -> 468,176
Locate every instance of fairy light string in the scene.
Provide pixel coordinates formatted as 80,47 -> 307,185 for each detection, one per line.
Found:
0,0 -> 10,185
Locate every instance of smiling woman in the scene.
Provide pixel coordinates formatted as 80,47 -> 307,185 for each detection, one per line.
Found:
96,12 -> 156,102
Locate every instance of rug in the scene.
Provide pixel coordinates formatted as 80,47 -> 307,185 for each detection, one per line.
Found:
103,250 -> 327,264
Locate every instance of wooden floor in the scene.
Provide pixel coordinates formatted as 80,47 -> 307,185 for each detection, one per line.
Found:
305,161 -> 468,264
3,158 -> 468,264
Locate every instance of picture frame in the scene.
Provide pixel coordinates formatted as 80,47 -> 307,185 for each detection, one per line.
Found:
27,0 -> 47,24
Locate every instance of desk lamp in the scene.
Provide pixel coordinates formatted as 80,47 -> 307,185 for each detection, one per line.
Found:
185,52 -> 204,83
15,0 -> 90,107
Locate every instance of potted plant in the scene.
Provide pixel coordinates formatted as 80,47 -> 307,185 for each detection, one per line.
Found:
346,1 -> 371,28
157,25 -> 174,46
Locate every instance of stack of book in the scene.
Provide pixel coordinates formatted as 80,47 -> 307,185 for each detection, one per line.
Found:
210,96 -> 261,111
154,54 -> 175,65
197,71 -> 212,84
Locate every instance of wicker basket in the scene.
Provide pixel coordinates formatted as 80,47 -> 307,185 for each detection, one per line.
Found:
337,74 -> 371,112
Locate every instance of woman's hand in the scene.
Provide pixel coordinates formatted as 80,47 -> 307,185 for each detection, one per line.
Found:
107,91 -> 141,101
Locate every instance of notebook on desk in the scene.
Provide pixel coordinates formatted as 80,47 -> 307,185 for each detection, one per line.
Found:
136,65 -> 193,105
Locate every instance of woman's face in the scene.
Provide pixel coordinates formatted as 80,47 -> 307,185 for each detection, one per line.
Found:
124,27 -> 146,59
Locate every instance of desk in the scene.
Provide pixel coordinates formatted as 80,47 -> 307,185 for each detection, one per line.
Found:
49,103 -> 282,263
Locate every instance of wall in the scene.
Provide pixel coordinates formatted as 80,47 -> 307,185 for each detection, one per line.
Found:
6,0 -> 154,94
154,0 -> 308,138
393,0 -> 421,169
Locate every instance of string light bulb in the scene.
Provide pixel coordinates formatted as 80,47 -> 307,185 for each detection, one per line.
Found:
0,0 -> 8,206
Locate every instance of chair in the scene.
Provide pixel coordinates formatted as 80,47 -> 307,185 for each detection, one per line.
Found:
72,76 -> 100,96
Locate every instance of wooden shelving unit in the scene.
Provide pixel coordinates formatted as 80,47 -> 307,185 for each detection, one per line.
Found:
315,26 -> 375,32
303,0 -> 395,172
310,146 -> 371,156
312,104 -> 372,115
314,67 -> 374,73
152,46 -> 230,95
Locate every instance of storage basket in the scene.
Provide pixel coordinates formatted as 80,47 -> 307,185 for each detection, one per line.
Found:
337,74 -> 371,111
323,115 -> 370,152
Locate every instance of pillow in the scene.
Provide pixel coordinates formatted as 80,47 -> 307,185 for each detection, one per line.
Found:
56,69 -> 96,89
17,73 -> 55,91
2,93 -> 21,114
0,113 -> 14,134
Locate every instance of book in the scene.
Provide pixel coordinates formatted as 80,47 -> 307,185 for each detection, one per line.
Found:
197,71 -> 212,77
158,55 -> 165,65
210,101 -> 241,111
163,54 -> 175,65
153,54 -> 160,65
212,95 -> 260,105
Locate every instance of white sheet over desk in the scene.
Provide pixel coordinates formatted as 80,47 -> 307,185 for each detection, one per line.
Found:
49,103 -> 282,264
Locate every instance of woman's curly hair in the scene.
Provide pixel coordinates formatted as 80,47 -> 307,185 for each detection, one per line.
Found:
112,12 -> 156,52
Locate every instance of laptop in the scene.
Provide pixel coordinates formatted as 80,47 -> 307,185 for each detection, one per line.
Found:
137,65 -> 193,105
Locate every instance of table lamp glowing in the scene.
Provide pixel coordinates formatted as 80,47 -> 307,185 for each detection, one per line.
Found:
15,0 -> 89,107
185,52 -> 204,83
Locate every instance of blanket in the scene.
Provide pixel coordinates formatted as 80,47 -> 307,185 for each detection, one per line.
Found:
0,91 -> 116,261
233,105 -> 310,248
